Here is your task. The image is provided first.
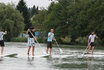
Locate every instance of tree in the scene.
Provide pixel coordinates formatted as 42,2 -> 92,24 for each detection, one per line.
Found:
17,0 -> 31,30
44,1 -> 70,42
43,0 -> 104,45
29,5 -> 39,18
32,9 -> 47,25
31,5 -> 36,17
0,3 -> 24,41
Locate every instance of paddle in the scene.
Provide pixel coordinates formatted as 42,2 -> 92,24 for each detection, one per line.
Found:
82,46 -> 89,57
55,40 -> 63,54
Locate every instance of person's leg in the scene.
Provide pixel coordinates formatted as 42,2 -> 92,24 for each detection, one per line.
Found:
50,48 -> 52,56
46,48 -> 49,54
1,46 -> 4,55
32,46 -> 35,56
87,46 -> 91,54
46,42 -> 49,54
92,46 -> 94,55
27,46 -> 31,56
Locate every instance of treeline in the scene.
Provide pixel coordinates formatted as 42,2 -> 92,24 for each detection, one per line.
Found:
33,0 -> 104,45
0,0 -> 104,45
0,0 -> 39,41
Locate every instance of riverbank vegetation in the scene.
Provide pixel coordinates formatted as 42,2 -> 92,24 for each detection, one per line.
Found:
0,0 -> 104,46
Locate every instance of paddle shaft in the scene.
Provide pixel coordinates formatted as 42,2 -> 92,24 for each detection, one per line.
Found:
82,46 -> 89,56
55,40 -> 63,53
29,30 -> 42,48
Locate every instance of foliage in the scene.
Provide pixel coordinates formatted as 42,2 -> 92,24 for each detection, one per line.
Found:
28,5 -> 39,18
61,36 -> 72,44
11,37 -> 27,42
43,0 -> 104,45
17,0 -> 31,30
75,36 -> 88,45
0,3 -> 24,41
32,9 -> 47,25
37,37 -> 47,43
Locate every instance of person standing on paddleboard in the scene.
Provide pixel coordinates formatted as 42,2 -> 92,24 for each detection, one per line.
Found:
87,32 -> 98,55
26,27 -> 37,56
0,30 -> 7,55
46,29 -> 56,56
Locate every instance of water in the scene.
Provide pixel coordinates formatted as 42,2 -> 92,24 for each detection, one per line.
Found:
0,42 -> 104,70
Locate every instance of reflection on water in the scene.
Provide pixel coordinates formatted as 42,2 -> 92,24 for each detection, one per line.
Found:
0,42 -> 104,70
27,57 -> 34,65
87,57 -> 95,70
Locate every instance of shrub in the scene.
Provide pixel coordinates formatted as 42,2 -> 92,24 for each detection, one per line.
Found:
11,37 -> 27,42
11,37 -> 47,43
61,36 -> 72,44
37,37 -> 47,43
75,36 -> 88,45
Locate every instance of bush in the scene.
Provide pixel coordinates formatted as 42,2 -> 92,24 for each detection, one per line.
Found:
61,36 -> 72,44
37,37 -> 47,43
75,36 -> 88,45
11,37 -> 27,42
11,37 -> 47,43
95,38 -> 104,46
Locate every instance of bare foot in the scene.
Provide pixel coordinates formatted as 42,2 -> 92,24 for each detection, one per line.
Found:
46,51 -> 48,54
91,53 -> 93,56
32,54 -> 34,56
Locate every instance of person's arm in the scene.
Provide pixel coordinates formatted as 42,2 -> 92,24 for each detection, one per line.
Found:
53,35 -> 56,41
26,29 -> 30,35
48,33 -> 52,37
4,31 -> 7,35
88,37 -> 90,46
95,34 -> 98,39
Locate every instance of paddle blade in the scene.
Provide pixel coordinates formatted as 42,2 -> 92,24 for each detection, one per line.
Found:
59,49 -> 63,53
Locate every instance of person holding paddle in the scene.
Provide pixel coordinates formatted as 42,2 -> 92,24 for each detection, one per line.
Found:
0,30 -> 7,55
26,27 -> 37,56
46,29 -> 56,56
87,32 -> 98,55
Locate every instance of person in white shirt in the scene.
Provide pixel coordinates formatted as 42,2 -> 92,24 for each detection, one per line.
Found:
46,29 -> 56,56
0,30 -> 7,55
87,32 -> 98,55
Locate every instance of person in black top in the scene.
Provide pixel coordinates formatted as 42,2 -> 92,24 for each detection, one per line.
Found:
26,27 -> 37,56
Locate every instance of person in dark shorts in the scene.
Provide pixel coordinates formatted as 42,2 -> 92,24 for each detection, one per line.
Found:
87,32 -> 98,55
90,42 -> 94,47
47,42 -> 52,48
46,29 -> 56,56
0,31 -> 7,55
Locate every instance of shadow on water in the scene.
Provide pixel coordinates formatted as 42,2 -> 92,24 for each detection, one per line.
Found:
0,56 -> 4,62
5,53 -> 18,58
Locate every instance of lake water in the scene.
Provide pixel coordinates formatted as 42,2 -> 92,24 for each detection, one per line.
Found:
0,42 -> 104,70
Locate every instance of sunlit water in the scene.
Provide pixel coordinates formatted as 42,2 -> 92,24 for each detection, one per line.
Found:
0,42 -> 104,70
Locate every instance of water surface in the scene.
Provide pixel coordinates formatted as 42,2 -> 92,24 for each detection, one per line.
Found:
0,42 -> 104,70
